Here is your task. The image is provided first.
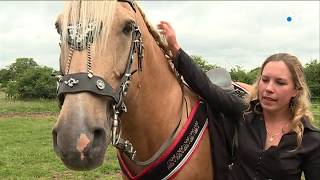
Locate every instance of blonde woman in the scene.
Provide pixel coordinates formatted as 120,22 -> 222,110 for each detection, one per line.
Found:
158,21 -> 320,180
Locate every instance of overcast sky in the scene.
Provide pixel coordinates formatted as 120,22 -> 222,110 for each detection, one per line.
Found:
0,1 -> 319,71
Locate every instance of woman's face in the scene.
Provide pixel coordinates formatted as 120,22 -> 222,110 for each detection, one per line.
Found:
258,61 -> 298,113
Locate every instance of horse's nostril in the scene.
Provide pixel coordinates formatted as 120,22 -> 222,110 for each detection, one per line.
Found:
92,128 -> 106,147
52,129 -> 58,148
61,151 -> 68,159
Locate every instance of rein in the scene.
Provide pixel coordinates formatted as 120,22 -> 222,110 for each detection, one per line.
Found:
124,93 -> 187,166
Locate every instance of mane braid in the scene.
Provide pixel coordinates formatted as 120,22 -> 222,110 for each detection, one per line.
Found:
136,4 -> 183,83
136,5 -> 172,60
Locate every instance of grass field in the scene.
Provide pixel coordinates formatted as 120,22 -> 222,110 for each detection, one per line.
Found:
0,92 -> 121,179
311,99 -> 320,127
0,92 -> 59,114
0,91 -> 319,179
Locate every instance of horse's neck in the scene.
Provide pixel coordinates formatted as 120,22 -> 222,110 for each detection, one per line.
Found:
115,9 -> 212,178
121,36 -> 197,164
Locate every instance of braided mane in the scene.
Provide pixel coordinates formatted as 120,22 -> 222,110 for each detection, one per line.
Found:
136,4 -> 173,60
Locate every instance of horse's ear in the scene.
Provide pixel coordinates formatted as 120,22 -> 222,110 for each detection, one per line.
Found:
55,14 -> 62,35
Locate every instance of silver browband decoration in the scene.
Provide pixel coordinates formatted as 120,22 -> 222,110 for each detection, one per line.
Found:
64,78 -> 79,87
67,22 -> 99,51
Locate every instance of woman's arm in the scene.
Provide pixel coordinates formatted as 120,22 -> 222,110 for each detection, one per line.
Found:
158,21 -> 244,119
174,49 -> 244,118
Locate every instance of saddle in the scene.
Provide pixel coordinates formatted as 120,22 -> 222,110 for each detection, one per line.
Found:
206,67 -> 250,98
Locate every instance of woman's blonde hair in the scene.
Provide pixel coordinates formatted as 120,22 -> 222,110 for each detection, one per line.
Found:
246,53 -> 314,149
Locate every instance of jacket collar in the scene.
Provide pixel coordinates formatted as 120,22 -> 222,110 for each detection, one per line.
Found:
302,117 -> 320,132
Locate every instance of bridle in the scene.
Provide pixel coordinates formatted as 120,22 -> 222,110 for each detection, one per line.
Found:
56,0 -> 143,161
56,0 -> 186,167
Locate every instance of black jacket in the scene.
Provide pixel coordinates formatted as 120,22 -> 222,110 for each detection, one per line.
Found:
173,48 -> 320,180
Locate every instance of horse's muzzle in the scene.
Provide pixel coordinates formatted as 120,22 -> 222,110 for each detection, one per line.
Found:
52,125 -> 108,170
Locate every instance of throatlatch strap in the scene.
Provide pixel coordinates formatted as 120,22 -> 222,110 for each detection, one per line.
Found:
118,101 -> 208,180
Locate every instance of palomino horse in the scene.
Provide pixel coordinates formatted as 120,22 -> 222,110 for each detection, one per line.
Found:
53,0 -> 213,179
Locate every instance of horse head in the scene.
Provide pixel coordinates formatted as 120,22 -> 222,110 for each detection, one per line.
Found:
52,0 -> 147,170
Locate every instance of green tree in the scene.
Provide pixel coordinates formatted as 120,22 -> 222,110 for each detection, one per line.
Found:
190,55 -> 218,72
16,66 -> 56,99
0,69 -> 11,87
2,58 -> 57,99
5,80 -> 19,99
304,59 -> 320,98
8,58 -> 38,80
247,67 -> 260,84
229,66 -> 251,83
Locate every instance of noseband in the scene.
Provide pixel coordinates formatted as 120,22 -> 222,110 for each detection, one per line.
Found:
57,0 -> 143,160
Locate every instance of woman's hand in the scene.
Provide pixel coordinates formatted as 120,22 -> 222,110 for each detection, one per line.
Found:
157,21 -> 181,57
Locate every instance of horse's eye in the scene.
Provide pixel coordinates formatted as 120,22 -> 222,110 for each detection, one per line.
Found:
122,21 -> 134,35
